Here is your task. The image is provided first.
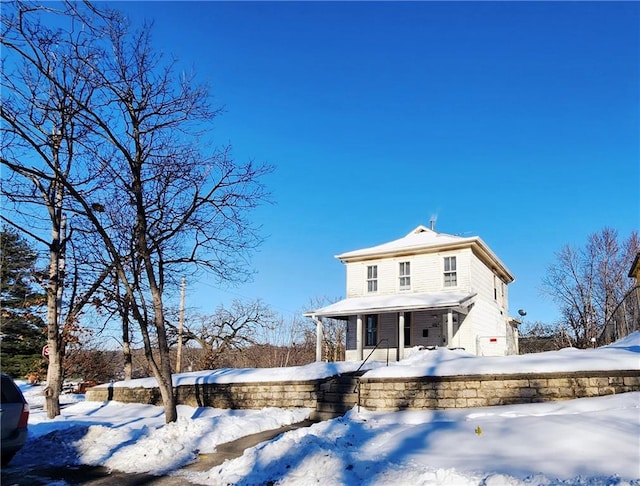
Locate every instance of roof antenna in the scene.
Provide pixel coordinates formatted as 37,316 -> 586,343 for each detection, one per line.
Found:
430,214 -> 437,231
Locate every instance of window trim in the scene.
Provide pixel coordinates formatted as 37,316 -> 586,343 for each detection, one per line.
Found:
443,256 -> 457,287
366,265 -> 378,293
399,261 -> 411,290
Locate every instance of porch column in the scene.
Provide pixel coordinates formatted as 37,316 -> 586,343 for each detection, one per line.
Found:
315,317 -> 324,362
398,312 -> 405,361
356,314 -> 363,360
446,308 -> 454,347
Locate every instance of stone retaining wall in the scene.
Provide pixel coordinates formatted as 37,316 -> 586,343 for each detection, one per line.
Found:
357,370 -> 640,411
85,370 -> 640,413
86,380 -> 321,409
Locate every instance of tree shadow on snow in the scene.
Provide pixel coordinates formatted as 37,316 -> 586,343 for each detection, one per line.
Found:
227,410 -> 458,485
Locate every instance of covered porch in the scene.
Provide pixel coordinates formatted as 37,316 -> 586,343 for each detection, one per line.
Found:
305,292 -> 477,362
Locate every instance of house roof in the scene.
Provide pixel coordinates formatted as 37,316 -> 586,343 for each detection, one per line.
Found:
304,291 -> 477,319
335,225 -> 515,283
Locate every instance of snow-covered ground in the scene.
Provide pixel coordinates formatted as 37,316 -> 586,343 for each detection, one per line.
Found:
7,333 -> 640,485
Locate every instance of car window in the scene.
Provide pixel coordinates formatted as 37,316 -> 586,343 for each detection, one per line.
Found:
0,376 -> 24,403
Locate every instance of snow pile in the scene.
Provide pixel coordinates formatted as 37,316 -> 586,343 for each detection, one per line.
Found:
94,332 -> 640,391
181,393 -> 640,486
15,395 -> 310,475
94,360 -> 382,389
365,332 -> 639,378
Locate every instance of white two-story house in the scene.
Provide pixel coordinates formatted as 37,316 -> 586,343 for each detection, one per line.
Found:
305,224 -> 518,362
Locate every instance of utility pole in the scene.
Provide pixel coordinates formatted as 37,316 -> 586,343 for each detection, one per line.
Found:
176,276 -> 186,373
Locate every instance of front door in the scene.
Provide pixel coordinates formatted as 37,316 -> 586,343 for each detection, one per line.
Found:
421,318 -> 442,347
404,313 -> 412,346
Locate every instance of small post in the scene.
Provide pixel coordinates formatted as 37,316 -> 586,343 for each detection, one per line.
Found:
176,276 -> 186,373
315,317 -> 323,362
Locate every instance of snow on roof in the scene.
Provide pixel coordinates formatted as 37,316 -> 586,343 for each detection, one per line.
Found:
335,225 -> 514,283
305,291 -> 476,318
335,225 -> 469,261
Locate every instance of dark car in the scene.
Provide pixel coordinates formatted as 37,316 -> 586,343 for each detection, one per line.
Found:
1,373 -> 29,466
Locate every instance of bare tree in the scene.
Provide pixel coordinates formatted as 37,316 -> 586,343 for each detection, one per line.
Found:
173,300 -> 278,369
542,227 -> 639,348
63,338 -> 120,384
225,341 -> 315,369
304,296 -> 346,362
518,320 -> 572,354
1,2 -> 271,422
1,2 -> 114,416
258,313 -> 316,368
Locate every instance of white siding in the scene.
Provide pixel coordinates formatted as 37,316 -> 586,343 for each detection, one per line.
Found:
377,260 -> 397,294
451,311 -> 473,350
347,348 -> 396,362
378,313 -> 397,347
470,250 -> 505,305
411,254 -> 441,293
344,248 -> 475,298
502,281 -> 509,315
346,316 -> 357,350
340,236 -> 513,359
411,311 -> 443,347
346,265 -> 364,298
466,250 -> 511,354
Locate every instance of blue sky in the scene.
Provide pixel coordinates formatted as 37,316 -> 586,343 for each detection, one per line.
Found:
116,1 -> 638,326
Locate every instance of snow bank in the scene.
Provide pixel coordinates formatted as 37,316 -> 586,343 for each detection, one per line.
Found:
363,332 -> 640,379
94,332 -> 640,389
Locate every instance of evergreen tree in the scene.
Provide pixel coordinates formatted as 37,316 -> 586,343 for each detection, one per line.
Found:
0,229 -> 46,378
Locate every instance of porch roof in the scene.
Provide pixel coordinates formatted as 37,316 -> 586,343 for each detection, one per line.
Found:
304,291 -> 477,319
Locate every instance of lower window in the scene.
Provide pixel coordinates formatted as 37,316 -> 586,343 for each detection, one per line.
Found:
403,313 -> 411,346
366,315 -> 378,346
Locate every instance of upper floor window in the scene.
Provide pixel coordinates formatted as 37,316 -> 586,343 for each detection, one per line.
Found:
366,314 -> 378,346
367,265 -> 378,292
444,256 -> 457,287
399,261 -> 411,290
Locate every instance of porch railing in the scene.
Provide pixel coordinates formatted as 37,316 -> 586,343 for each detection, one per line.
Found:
354,338 -> 390,375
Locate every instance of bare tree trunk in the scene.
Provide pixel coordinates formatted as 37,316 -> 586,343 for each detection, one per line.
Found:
44,210 -> 65,419
152,291 -> 177,423
123,339 -> 133,381
44,350 -> 62,418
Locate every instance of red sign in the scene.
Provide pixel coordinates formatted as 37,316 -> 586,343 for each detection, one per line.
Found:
42,344 -> 50,358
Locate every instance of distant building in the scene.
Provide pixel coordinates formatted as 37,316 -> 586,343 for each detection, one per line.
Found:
306,224 -> 519,362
